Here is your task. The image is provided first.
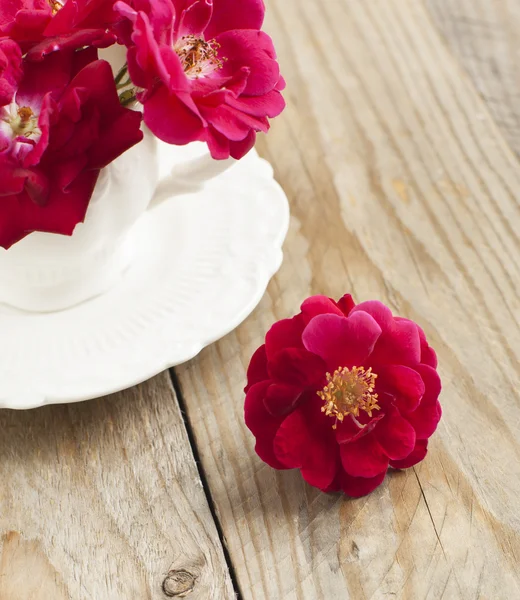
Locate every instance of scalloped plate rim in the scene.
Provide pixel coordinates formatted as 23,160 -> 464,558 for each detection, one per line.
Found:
0,155 -> 290,410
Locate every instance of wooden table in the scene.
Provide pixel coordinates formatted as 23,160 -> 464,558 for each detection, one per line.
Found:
2,1 -> 520,598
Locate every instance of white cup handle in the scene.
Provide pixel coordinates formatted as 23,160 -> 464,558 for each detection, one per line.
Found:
149,146 -> 236,209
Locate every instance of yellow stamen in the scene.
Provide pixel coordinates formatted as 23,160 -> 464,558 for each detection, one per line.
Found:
174,35 -> 225,79
317,366 -> 380,429
48,0 -> 63,15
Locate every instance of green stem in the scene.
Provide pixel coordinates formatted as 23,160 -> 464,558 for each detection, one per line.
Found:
119,89 -> 137,107
116,77 -> 133,90
114,64 -> 129,86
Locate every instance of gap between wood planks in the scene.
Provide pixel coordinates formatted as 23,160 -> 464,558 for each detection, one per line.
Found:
169,369 -> 243,600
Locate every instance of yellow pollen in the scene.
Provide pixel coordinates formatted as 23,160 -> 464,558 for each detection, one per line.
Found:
1,105 -> 42,139
317,366 -> 380,429
48,0 -> 63,15
174,35 -> 225,78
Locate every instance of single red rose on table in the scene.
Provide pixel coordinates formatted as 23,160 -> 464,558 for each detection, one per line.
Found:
0,0 -> 116,58
115,0 -> 285,159
0,46 -> 143,249
244,295 -> 442,497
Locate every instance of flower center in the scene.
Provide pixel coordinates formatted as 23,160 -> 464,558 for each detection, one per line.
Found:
1,104 -> 42,140
174,35 -> 224,79
317,366 -> 380,429
48,0 -> 63,15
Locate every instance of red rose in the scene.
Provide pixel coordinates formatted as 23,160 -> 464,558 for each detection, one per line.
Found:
115,0 -> 285,159
0,0 -> 116,58
0,47 -> 143,248
245,295 -> 442,497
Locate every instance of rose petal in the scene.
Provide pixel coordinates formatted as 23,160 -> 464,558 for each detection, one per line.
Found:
245,345 -> 269,391
339,469 -> 387,498
335,413 -> 384,444
352,302 -> 421,366
245,381 -> 286,469
204,0 -> 265,38
177,0 -> 212,36
268,348 -> 326,388
404,364 -> 442,438
302,312 -> 382,371
377,365 -> 425,412
406,400 -> 442,439
273,400 -> 338,490
144,86 -> 204,145
375,409 -> 416,460
265,315 -> 305,359
337,294 -> 355,316
264,383 -> 304,417
414,322 -> 438,368
228,130 -> 256,160
216,30 -> 280,96
390,439 -> 428,469
300,295 -> 344,321
340,433 -> 389,478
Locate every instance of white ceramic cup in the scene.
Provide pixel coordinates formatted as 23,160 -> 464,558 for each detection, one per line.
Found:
0,131 -> 234,312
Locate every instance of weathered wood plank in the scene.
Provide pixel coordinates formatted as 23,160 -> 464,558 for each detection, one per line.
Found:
0,374 -> 234,599
176,0 -> 520,598
426,0 -> 520,156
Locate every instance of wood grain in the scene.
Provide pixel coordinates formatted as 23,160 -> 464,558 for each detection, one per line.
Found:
175,0 -> 520,598
0,374 -> 234,599
426,0 -> 520,156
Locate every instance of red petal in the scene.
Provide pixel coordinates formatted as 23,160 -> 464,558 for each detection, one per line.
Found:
375,410 -> 416,460
335,413 -> 383,444
228,130 -> 256,160
245,345 -> 269,392
300,295 -> 344,321
390,439 -> 428,469
415,323 -> 438,368
337,294 -> 356,315
404,364 -> 442,438
339,469 -> 387,497
204,0 -> 265,38
264,384 -> 304,417
205,126 -> 230,159
340,434 -> 389,478
177,0 -> 212,36
302,312 -> 382,371
273,401 -> 338,490
216,30 -> 280,96
265,315 -> 305,359
244,381 -> 286,469
377,365 -> 425,412
144,86 -> 204,145
226,89 -> 285,119
268,348 -> 325,387
406,400 -> 442,439
352,302 -> 421,366
88,109 -> 143,170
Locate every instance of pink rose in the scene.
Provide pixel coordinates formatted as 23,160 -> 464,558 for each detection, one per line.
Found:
116,0 -> 285,159
0,47 -> 143,248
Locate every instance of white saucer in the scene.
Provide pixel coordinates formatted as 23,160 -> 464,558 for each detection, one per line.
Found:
0,150 -> 289,409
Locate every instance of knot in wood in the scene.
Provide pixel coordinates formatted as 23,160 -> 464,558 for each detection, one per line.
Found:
162,569 -> 196,597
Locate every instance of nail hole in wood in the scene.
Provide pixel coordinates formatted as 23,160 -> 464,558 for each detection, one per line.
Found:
162,570 -> 196,597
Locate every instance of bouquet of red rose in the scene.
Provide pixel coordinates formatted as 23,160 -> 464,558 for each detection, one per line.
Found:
0,0 -> 285,248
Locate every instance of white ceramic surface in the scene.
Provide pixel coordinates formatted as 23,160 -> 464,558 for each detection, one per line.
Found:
0,147 -> 290,409
0,133 -> 233,312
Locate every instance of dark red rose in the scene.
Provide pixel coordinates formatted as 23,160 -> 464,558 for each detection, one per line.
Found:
0,47 -> 143,248
0,39 -> 23,106
0,0 -> 116,58
244,295 -> 442,497
115,0 -> 285,159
